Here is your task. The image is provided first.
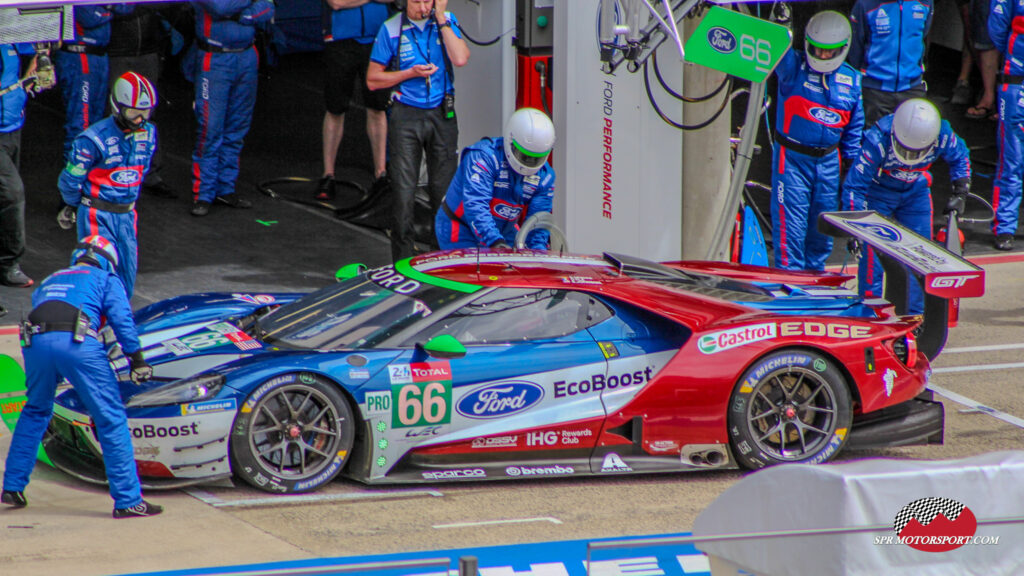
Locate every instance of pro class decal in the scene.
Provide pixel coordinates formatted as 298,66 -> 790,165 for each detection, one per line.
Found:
698,323 -> 776,354
389,362 -> 452,428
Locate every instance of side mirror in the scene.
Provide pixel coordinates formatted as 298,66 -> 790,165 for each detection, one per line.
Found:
421,334 -> 467,359
335,263 -> 367,282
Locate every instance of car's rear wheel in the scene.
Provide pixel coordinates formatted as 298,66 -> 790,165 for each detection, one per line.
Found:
230,373 -> 355,493
728,350 -> 852,470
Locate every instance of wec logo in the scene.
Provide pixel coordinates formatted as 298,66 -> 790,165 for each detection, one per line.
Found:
930,274 -> 980,289
699,323 -> 776,354
707,27 -> 736,54
809,107 -> 841,125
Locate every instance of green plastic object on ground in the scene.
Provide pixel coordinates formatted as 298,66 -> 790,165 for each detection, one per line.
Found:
684,7 -> 792,83
0,353 -> 53,466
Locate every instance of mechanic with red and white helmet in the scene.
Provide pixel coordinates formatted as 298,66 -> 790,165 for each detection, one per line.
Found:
435,107 -> 556,251
57,71 -> 158,299
2,235 -> 161,519
770,10 -> 864,272
842,98 -> 971,314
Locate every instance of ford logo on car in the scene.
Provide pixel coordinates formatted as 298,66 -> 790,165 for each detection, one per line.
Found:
809,107 -> 841,125
849,221 -> 902,242
457,381 -> 544,419
707,27 -> 736,54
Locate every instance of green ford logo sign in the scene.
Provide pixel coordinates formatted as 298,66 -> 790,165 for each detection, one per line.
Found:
685,7 -> 792,83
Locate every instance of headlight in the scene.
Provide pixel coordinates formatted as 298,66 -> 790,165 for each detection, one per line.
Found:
126,374 -> 226,408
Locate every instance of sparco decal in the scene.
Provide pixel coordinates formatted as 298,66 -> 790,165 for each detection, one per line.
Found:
601,82 -> 614,220
422,469 -> 485,480
131,422 -> 199,438
779,322 -> 871,339
699,323 -> 776,354
505,465 -> 575,476
553,367 -> 654,398
366,265 -> 421,294
456,381 -> 544,419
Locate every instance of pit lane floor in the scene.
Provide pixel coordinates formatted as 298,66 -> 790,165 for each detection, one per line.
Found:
1,254 -> 1023,576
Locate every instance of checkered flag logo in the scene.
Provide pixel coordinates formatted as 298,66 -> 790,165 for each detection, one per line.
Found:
894,497 -> 966,534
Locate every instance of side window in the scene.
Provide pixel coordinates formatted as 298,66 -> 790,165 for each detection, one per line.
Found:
410,288 -> 612,345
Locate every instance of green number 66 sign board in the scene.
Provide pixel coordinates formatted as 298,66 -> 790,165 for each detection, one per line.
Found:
684,7 -> 792,83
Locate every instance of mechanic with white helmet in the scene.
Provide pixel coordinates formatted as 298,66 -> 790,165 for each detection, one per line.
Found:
842,98 -> 971,314
2,235 -> 161,519
435,107 -> 555,251
770,10 -> 864,272
57,71 -> 158,300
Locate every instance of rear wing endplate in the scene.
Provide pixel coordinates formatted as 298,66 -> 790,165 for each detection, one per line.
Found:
819,211 -> 985,359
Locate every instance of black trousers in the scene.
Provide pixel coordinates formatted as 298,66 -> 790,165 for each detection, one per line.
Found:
0,130 -> 25,268
387,101 -> 458,261
862,83 -> 928,129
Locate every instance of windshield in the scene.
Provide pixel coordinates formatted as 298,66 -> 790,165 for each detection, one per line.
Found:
255,275 -> 465,350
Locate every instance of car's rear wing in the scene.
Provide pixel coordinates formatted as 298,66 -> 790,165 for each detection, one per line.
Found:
819,210 -> 985,359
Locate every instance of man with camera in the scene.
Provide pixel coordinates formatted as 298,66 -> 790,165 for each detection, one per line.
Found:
367,0 -> 470,261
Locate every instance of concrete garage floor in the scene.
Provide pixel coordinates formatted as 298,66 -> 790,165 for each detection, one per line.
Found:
1,45 -> 1022,576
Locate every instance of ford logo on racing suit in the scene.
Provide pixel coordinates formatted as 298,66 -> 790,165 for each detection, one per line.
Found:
491,200 -> 523,222
707,27 -> 736,54
456,381 -> 544,419
809,107 -> 841,125
849,221 -> 902,242
110,169 -> 141,186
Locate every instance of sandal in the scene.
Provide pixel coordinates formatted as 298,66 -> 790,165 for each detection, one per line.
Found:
966,104 -> 994,120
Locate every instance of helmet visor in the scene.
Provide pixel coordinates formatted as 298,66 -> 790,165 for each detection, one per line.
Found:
807,39 -> 847,65
123,107 -> 152,124
892,133 -> 934,165
511,139 -> 550,170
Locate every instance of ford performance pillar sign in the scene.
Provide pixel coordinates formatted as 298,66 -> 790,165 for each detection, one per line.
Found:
684,7 -> 791,83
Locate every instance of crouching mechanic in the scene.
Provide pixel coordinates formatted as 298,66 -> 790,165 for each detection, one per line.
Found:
2,235 -> 162,518
771,10 -> 864,271
843,98 -> 971,314
57,71 -> 158,299
435,108 -> 556,250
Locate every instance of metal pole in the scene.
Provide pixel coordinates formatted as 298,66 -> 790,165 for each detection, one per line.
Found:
459,555 -> 479,576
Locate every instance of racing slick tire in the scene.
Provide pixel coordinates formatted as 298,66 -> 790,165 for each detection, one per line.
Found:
230,373 -> 355,493
727,350 -> 852,470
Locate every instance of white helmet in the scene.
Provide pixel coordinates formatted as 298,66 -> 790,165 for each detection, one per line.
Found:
891,98 -> 941,166
503,108 -> 555,176
110,71 -> 157,131
805,11 -> 851,74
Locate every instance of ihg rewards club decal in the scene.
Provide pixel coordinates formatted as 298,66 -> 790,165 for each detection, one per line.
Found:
874,498 -> 1000,552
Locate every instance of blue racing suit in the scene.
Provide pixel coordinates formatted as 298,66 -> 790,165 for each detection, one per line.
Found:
190,0 -> 274,204
55,4 -> 131,159
3,264 -> 144,510
849,0 -> 933,93
771,50 -> 864,271
435,137 -> 554,250
842,115 -> 971,314
989,0 -> 1024,236
58,116 -> 157,299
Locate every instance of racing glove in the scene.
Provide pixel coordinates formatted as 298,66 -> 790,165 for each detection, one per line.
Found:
846,238 -> 862,260
128,351 -> 153,384
57,204 -> 76,230
490,240 -> 511,250
945,178 -> 970,215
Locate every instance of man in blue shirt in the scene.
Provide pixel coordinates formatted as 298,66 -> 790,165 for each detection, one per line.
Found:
367,0 -> 470,261
849,0 -> 933,127
436,108 -> 556,250
318,0 -> 394,201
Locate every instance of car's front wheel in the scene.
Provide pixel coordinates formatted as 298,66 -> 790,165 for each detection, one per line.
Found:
230,373 -> 355,493
728,350 -> 852,470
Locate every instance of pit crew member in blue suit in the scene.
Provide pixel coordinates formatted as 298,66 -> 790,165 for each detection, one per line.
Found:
989,0 -> 1024,250
2,235 -> 161,518
435,108 -> 555,250
188,0 -> 275,217
55,4 -> 132,159
57,72 -> 158,300
849,0 -> 933,126
771,11 -> 864,272
842,99 -> 971,314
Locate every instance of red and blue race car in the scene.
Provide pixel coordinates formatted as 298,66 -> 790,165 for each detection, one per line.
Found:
39,212 -> 984,493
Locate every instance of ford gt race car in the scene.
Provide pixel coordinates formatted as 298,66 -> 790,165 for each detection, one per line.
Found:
38,212 -> 985,493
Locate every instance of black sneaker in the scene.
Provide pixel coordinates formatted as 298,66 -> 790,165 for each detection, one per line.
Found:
0,264 -> 33,288
215,194 -> 253,209
190,201 -> 211,217
113,500 -> 163,519
315,176 -> 336,201
143,181 -> 177,198
2,490 -> 27,507
995,233 -> 1014,251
